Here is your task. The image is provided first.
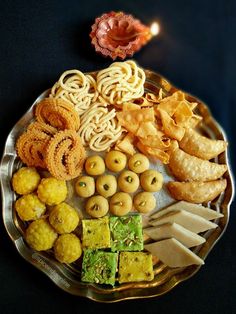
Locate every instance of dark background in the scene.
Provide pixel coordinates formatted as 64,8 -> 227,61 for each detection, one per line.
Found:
0,0 -> 235,313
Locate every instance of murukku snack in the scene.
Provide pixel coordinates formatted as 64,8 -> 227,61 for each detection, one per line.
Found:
45,130 -> 86,180
50,70 -> 98,116
78,102 -> 122,152
97,60 -> 145,106
35,98 -> 80,131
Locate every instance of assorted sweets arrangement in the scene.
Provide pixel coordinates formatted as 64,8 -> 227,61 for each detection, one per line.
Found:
11,60 -> 228,286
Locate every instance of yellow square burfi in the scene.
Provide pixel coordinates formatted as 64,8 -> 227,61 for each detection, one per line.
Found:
118,252 -> 154,283
82,216 -> 111,249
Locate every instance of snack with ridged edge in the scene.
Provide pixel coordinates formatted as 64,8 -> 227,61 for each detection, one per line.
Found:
45,130 -> 86,180
167,179 -> 227,203
35,98 -> 80,131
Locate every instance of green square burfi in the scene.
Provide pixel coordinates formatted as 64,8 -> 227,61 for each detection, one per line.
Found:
109,215 -> 143,252
82,216 -> 110,249
81,249 -> 118,285
118,252 -> 154,283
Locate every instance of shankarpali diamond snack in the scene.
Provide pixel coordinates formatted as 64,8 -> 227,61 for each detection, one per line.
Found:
167,179 -> 227,203
168,148 -> 227,182
179,128 -> 228,160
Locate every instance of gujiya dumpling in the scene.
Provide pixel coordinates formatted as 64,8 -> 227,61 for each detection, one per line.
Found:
168,148 -> 227,182
167,179 -> 227,203
179,128 -> 228,160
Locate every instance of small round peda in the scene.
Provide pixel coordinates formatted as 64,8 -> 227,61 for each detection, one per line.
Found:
85,195 -> 109,218
96,175 -> 117,198
85,155 -> 105,176
109,192 -> 132,216
140,169 -> 163,192
75,176 -> 95,198
117,170 -> 139,193
105,150 -> 127,172
128,153 -> 149,174
133,192 -> 156,213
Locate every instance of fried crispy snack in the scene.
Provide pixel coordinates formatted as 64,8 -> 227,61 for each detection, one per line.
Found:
169,148 -> 227,182
179,128 -> 228,160
16,123 -> 55,168
45,130 -> 86,180
35,98 -> 80,131
167,179 -> 227,203
27,121 -> 57,137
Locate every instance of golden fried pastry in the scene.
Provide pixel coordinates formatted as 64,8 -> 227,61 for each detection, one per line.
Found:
128,153 -> 149,174
85,195 -> 109,218
133,192 -> 156,213
167,179 -> 227,203
109,192 -> 132,216
179,128 -> 228,160
16,129 -> 50,168
105,150 -> 127,172
96,175 -> 117,198
169,148 -> 227,182
35,98 -> 80,131
27,121 -> 57,137
75,176 -> 95,198
140,169 -> 163,192
85,155 -> 105,176
118,170 -> 139,193
45,130 -> 86,180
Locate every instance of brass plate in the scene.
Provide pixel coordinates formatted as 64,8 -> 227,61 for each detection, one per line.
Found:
1,69 -> 234,302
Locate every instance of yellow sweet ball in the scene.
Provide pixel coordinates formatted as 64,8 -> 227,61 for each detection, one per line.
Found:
54,234 -> 82,264
49,202 -> 79,234
12,167 -> 41,195
15,193 -> 46,221
25,219 -> 58,251
37,177 -> 67,206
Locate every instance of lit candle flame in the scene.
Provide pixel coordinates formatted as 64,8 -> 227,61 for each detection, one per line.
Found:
150,22 -> 160,36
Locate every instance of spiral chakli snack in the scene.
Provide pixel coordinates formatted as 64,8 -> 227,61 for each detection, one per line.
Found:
50,70 -> 98,116
27,121 -> 57,137
96,60 -> 145,106
16,123 -> 55,168
78,102 -> 123,152
35,98 -> 80,131
45,130 -> 86,180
